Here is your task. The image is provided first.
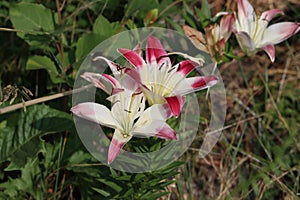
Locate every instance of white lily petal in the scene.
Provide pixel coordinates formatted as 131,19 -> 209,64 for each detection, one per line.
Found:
71,102 -> 118,129
238,0 -> 254,20
237,0 -> 256,34
261,22 -> 300,45
138,104 -> 171,122
133,120 -> 176,140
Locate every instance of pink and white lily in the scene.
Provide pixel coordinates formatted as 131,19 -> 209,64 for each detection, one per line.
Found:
205,13 -> 235,60
71,89 -> 176,164
117,36 -> 218,117
234,0 -> 300,62
183,12 -> 235,62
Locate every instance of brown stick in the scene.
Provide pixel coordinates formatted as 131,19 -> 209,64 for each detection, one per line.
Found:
0,84 -> 93,115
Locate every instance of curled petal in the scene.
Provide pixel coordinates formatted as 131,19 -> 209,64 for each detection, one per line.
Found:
260,9 -> 283,22
81,72 -> 123,95
235,31 -> 256,55
262,44 -> 275,62
92,56 -> 121,78
215,11 -> 230,18
71,102 -> 118,129
118,48 -> 145,68
262,22 -> 300,45
146,36 -> 171,65
165,95 -> 185,117
108,130 -> 132,164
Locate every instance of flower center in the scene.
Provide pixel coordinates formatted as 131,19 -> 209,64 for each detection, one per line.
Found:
121,132 -> 130,138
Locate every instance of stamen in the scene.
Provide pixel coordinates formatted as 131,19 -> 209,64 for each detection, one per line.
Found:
124,109 -> 131,113
158,62 -> 164,70
167,67 -> 176,73
122,132 -> 130,138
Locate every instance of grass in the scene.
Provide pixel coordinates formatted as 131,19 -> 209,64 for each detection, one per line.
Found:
167,38 -> 300,199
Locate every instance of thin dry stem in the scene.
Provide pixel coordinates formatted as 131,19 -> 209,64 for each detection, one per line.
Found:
0,84 -> 93,115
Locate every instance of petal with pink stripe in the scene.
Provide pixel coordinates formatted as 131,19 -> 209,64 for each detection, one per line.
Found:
133,120 -> 177,140
146,36 -> 171,65
173,75 -> 218,96
118,48 -> 145,68
81,72 -> 120,94
262,44 -> 275,62
165,95 -> 185,117
260,9 -> 283,22
71,102 -> 118,129
108,130 -> 132,164
262,22 -> 300,45
238,0 -> 254,20
175,60 -> 198,76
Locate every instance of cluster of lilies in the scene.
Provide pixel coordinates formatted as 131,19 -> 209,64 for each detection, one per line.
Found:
71,0 -> 299,164
184,0 -> 299,62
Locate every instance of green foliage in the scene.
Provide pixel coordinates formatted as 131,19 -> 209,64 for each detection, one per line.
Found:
0,104 -> 73,166
195,0 -> 211,27
9,2 -> 55,49
26,56 -> 65,84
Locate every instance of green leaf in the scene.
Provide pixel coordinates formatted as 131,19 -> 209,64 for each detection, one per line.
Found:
0,104 -> 73,166
9,3 -> 55,38
26,55 -> 65,84
165,17 -> 183,32
0,157 -> 43,199
201,0 -> 211,19
97,178 -> 123,192
195,0 -> 211,28
124,0 -> 157,18
75,33 -> 106,61
182,3 -> 197,29
93,15 -> 115,37
92,187 -> 111,197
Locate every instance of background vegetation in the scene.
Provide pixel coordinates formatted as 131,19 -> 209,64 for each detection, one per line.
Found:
0,0 -> 299,199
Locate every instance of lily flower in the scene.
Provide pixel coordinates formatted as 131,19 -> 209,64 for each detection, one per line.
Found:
205,13 -> 235,61
71,89 -> 176,164
183,13 -> 235,62
234,0 -> 300,62
117,36 -> 218,117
